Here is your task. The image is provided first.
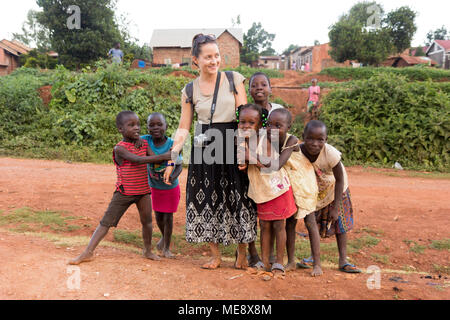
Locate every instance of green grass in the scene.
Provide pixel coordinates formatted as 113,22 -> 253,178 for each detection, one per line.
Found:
0,207 -> 81,233
348,235 -> 380,251
371,253 -> 391,265
430,239 -> 450,251
403,240 -> 427,254
358,227 -> 385,237
433,264 -> 450,275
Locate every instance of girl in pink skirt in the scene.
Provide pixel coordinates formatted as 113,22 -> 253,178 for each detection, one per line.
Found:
141,113 -> 182,259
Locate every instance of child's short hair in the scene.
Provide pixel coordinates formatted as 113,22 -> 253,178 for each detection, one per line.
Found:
116,111 -> 137,128
249,72 -> 272,88
304,120 -> 327,135
147,112 -> 166,124
236,103 -> 268,127
269,108 -> 292,126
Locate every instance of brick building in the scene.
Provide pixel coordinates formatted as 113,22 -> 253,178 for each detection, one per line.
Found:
289,43 -> 350,72
0,40 -> 31,76
150,28 -> 243,68
257,56 -> 281,69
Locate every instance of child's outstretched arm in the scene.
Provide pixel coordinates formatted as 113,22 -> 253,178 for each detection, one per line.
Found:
114,146 -> 171,165
261,135 -> 299,171
330,162 -> 345,223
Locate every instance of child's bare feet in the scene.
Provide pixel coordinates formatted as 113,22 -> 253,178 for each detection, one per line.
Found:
285,262 -> 297,272
311,265 -> 323,277
156,238 -> 164,252
69,251 -> 94,265
162,249 -> 176,259
143,249 -> 161,261
201,258 -> 221,269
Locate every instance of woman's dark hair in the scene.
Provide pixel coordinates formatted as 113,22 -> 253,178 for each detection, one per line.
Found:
249,72 -> 271,88
191,34 -> 217,58
236,104 -> 268,127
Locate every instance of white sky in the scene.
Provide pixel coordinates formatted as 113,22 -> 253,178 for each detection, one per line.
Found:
1,0 -> 449,53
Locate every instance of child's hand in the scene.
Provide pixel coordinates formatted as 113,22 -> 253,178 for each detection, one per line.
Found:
238,164 -> 248,171
329,205 -> 339,224
163,165 -> 174,185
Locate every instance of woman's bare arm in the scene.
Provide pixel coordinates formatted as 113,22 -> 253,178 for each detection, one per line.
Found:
172,94 -> 194,154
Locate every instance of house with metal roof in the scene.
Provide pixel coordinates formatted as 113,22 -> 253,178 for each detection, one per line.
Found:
149,28 -> 243,68
0,39 -> 31,75
426,40 -> 450,69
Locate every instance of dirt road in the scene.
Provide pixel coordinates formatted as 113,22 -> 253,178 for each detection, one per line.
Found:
0,157 -> 449,300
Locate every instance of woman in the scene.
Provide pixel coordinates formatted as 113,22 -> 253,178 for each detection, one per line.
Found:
171,34 -> 257,269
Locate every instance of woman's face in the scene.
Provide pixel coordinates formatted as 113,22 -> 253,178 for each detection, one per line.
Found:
250,75 -> 271,105
193,43 -> 221,75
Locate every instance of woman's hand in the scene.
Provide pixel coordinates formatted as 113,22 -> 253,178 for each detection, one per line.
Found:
163,164 -> 175,185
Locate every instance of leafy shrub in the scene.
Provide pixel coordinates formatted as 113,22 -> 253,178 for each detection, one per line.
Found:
320,74 -> 450,171
320,66 -> 450,82
223,66 -> 284,79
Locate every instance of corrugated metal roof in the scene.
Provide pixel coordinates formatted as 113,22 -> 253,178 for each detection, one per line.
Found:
149,28 -> 243,48
435,40 -> 450,51
0,39 -> 31,56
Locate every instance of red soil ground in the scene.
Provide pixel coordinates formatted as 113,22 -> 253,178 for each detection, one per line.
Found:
0,157 -> 449,300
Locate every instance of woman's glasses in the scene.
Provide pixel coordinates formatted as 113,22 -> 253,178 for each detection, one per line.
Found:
194,34 -> 217,45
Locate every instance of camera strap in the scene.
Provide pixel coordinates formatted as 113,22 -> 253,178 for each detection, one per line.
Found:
209,71 -> 221,127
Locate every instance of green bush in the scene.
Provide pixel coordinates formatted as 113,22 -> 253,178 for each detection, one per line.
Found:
320,66 -> 450,82
0,64 -> 190,162
320,74 -> 450,171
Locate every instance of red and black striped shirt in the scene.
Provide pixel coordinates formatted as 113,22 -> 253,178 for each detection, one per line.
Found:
113,141 -> 150,195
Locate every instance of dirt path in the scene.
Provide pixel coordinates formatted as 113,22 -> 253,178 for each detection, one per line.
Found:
0,157 -> 449,300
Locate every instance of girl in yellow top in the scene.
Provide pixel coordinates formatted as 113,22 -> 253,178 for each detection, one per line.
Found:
298,120 -> 361,274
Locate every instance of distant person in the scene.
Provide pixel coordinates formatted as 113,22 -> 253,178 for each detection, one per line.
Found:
291,61 -> 297,71
307,78 -> 321,118
301,64 -> 305,72
297,120 -> 361,274
69,111 -> 172,265
305,62 -> 310,72
108,42 -> 124,64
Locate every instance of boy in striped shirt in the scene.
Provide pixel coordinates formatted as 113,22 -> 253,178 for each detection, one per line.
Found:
69,111 -> 172,265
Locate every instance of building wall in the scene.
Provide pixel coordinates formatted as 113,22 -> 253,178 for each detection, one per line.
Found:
217,31 -> 241,68
152,31 -> 241,68
152,47 -> 192,66
312,43 -> 350,73
0,49 -> 19,76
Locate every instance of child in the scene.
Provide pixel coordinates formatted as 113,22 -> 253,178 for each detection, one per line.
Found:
249,72 -> 284,116
307,79 -> 321,119
238,105 -> 299,276
245,72 -> 283,268
69,111 -> 172,265
141,113 -> 183,259
297,120 -> 361,274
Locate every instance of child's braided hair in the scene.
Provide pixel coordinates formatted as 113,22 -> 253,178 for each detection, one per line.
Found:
236,104 -> 268,128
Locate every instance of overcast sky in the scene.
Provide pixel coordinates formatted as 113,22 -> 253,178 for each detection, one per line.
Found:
1,0 -> 449,53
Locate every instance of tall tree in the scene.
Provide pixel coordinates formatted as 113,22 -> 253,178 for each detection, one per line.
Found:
12,9 -> 51,51
282,44 -> 300,56
329,1 -> 416,65
384,6 -> 417,53
426,26 -> 449,46
240,22 -> 275,65
36,0 -> 123,68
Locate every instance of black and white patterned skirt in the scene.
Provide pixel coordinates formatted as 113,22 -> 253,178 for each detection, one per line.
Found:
185,122 -> 257,246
